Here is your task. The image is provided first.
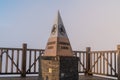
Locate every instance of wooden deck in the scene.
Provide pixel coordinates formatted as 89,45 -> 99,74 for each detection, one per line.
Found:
0,75 -> 117,80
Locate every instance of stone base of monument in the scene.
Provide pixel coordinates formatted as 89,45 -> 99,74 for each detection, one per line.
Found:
39,56 -> 78,80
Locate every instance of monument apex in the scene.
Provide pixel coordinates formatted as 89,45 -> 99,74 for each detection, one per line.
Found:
44,11 -> 73,56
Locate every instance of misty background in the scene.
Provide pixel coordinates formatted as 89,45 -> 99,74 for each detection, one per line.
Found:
0,0 -> 120,51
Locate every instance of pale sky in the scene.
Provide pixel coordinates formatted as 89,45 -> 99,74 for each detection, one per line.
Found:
0,0 -> 120,51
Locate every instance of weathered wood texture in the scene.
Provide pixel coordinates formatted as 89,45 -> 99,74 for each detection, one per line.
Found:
90,50 -> 117,77
85,47 -> 92,75
21,44 -> 27,77
0,44 -> 44,76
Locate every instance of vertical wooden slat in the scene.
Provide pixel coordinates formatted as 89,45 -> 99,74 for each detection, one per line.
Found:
16,50 -> 19,73
97,53 -> 98,73
100,52 -> 102,74
114,52 -> 116,75
11,50 -> 14,73
83,53 -> 85,72
21,43 -> 27,77
79,52 -> 81,72
107,52 -> 108,75
5,50 -> 8,73
103,52 -> 105,75
89,51 -> 93,75
110,52 -> 112,75
94,52 -> 95,73
34,50 -> 36,72
29,50 -> 31,73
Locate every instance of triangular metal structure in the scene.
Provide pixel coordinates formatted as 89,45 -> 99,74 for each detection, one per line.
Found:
44,11 -> 73,56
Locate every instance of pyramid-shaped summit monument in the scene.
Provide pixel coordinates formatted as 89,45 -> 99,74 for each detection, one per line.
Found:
44,11 -> 73,56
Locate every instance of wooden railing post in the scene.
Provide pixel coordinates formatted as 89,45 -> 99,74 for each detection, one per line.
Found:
117,45 -> 120,80
85,47 -> 92,76
21,43 -> 27,77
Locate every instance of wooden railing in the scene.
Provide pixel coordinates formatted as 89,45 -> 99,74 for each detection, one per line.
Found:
90,50 -> 118,77
73,47 -> 119,79
0,47 -> 23,74
0,44 -> 44,77
0,43 -> 120,79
